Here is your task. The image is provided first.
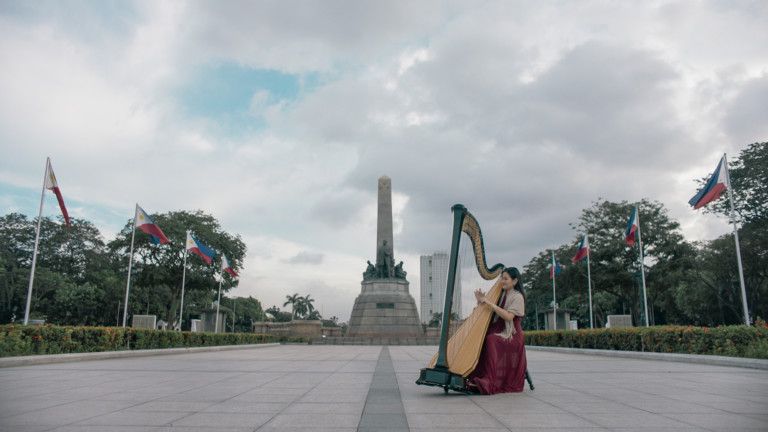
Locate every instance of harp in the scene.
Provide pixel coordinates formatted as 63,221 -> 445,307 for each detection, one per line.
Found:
415,204 -> 504,393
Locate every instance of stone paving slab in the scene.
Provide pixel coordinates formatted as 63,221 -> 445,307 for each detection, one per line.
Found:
527,346 -> 768,370
0,343 -> 281,368
0,345 -> 766,431
394,346 -> 768,432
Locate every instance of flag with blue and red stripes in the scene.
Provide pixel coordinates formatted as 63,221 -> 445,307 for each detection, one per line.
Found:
625,207 -> 639,247
572,234 -> 589,263
550,258 -> 565,279
689,155 -> 729,209
221,254 -> 238,278
186,231 -> 216,265
135,205 -> 169,244
44,158 -> 70,227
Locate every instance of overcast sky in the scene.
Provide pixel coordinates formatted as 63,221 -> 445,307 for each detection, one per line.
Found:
1,1 -> 766,322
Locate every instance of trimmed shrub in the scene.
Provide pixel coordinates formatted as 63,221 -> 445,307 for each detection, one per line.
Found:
0,324 -> 303,357
525,320 -> 768,359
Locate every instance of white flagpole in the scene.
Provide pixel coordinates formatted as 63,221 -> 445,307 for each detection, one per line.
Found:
122,204 -> 138,327
636,206 -> 650,327
586,234 -> 594,329
551,250 -> 558,330
723,153 -> 750,325
178,231 -> 189,331
215,276 -> 223,333
23,157 -> 50,325
232,297 -> 236,333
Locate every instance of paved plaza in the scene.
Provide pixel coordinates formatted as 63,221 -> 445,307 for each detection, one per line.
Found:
0,345 -> 766,432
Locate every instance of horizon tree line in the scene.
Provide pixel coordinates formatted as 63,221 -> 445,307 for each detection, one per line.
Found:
1,142 -> 764,329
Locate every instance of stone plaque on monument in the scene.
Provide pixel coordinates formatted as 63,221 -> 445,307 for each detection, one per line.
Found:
347,176 -> 423,338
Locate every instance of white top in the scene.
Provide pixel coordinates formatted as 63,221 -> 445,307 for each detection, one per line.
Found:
493,289 -> 525,339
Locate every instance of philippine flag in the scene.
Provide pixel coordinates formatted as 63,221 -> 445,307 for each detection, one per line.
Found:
571,234 -> 589,264
549,260 -> 564,279
44,158 -> 70,227
221,254 -> 238,278
135,205 -> 170,244
689,155 -> 729,210
186,231 -> 216,265
625,207 -> 639,247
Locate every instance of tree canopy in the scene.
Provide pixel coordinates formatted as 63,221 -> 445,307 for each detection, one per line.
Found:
702,142 -> 767,224
520,143 -> 767,329
694,142 -> 767,324
109,210 -> 246,327
0,209 -> 246,328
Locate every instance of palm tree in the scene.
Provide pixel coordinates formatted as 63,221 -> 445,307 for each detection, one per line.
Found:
303,294 -> 316,315
283,293 -> 301,319
293,296 -> 308,319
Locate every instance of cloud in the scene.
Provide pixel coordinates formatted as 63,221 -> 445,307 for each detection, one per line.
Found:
723,74 -> 768,145
2,0 -> 767,321
179,1 -> 448,73
285,251 -> 324,265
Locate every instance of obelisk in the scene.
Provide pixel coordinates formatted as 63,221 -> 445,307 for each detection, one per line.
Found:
376,176 -> 395,277
347,176 -> 423,339
376,176 -> 394,276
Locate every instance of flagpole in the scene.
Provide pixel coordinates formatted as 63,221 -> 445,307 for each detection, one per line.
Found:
122,204 -> 138,327
232,297 -> 236,333
215,276 -> 223,333
178,232 -> 189,331
23,158 -> 50,325
551,251 -> 557,330
586,234 -> 594,329
636,206 -> 650,327
723,154 -> 750,325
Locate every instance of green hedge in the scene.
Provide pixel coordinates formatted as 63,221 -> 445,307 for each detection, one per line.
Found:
526,320 -> 768,359
0,324 -> 305,357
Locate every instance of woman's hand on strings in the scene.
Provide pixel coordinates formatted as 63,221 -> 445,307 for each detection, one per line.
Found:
474,288 -> 487,305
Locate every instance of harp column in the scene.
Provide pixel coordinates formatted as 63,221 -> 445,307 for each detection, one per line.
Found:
347,176 -> 423,339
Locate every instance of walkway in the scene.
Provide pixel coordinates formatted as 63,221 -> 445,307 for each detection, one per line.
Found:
1,345 -> 766,431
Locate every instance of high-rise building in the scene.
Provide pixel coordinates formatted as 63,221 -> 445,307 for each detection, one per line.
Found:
419,252 -> 461,324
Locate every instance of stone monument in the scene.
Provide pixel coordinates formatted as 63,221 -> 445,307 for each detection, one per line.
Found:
347,176 -> 423,337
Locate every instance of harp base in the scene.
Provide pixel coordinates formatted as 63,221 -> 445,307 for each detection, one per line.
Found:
415,367 -> 472,394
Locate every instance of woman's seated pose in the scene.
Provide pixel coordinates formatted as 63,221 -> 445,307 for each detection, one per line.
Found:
466,266 -> 528,394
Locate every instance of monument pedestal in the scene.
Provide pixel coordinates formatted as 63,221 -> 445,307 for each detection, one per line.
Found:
347,279 -> 422,337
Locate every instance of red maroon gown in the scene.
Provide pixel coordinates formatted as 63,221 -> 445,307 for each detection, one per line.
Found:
467,312 -> 527,394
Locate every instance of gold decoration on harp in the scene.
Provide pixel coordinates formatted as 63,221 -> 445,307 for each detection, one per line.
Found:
461,212 -> 504,281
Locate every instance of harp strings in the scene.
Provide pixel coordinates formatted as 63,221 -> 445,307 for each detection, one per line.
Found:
458,231 -> 491,319
458,232 -> 472,318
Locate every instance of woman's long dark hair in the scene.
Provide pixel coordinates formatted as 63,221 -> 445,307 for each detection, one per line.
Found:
504,266 -> 525,299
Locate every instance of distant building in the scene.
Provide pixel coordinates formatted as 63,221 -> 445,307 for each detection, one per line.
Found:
420,252 -> 461,324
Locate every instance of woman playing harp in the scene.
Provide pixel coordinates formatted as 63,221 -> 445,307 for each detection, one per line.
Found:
417,204 -> 532,394
466,266 -> 528,394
